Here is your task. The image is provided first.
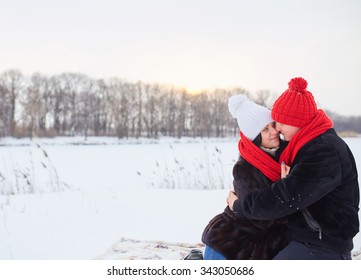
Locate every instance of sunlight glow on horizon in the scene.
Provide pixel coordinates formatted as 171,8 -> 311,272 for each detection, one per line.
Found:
1,0 -> 360,116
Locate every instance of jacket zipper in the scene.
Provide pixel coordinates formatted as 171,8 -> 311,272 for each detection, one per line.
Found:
302,209 -> 322,240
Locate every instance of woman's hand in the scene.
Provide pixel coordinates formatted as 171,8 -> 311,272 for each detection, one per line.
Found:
281,161 -> 290,179
226,190 -> 238,211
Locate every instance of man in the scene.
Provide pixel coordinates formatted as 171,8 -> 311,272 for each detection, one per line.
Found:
227,77 -> 359,259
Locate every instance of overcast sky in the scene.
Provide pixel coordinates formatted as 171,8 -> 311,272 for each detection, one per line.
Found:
0,0 -> 360,116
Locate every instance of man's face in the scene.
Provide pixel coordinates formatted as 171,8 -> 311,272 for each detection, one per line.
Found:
275,122 -> 301,141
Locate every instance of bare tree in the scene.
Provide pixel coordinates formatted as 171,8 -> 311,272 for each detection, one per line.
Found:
20,73 -> 50,139
1,68 -> 358,139
106,78 -> 131,138
158,86 -> 177,137
253,90 -> 276,109
143,84 -> 161,138
135,81 -> 144,138
188,92 -> 212,137
76,77 -> 99,139
0,83 -> 7,136
176,89 -> 188,138
48,76 -> 64,135
93,79 -> 108,136
0,69 -> 25,136
208,89 -> 232,137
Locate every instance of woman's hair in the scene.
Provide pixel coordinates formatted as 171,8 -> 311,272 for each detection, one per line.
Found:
233,132 -> 262,178
252,133 -> 262,147
233,132 -> 276,187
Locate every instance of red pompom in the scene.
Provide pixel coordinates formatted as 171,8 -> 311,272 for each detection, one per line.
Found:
288,77 -> 308,93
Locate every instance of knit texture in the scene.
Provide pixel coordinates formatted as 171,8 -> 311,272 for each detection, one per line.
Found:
238,110 -> 333,181
228,94 -> 273,141
272,77 -> 318,128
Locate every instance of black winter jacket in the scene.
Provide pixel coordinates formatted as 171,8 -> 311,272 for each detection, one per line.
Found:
202,143 -> 288,259
233,129 -> 360,253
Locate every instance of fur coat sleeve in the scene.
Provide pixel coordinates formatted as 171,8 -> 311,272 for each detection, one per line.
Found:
201,160 -> 288,260
201,206 -> 287,259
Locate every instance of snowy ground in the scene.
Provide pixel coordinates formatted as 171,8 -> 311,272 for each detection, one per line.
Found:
0,136 -> 360,260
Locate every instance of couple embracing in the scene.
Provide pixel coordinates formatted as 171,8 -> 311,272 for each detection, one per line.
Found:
202,77 -> 359,260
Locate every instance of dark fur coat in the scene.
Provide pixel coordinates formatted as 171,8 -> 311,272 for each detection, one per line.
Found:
202,147 -> 288,260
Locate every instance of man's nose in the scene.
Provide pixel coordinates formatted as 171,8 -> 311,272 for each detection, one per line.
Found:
275,122 -> 282,132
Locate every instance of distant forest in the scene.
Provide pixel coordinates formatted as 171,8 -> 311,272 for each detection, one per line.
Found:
0,69 -> 360,139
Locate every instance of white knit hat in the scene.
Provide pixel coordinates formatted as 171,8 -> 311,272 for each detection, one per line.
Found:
228,94 -> 273,141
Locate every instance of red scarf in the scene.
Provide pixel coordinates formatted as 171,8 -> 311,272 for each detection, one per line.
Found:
238,132 -> 282,182
279,110 -> 333,166
238,110 -> 333,182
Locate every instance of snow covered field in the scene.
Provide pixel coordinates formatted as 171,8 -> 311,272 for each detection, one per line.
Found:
0,136 -> 360,260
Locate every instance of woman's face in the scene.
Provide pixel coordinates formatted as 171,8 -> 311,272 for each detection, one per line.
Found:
261,122 -> 280,148
275,123 -> 301,141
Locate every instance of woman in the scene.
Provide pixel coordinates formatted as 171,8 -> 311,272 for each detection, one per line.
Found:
201,94 -> 288,260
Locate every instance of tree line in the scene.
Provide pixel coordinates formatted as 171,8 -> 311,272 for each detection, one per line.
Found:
0,69 -> 359,139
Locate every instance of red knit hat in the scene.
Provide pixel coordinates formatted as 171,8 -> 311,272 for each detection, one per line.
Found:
271,77 -> 318,128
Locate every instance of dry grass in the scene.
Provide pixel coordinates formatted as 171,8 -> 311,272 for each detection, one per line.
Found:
337,131 -> 359,138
